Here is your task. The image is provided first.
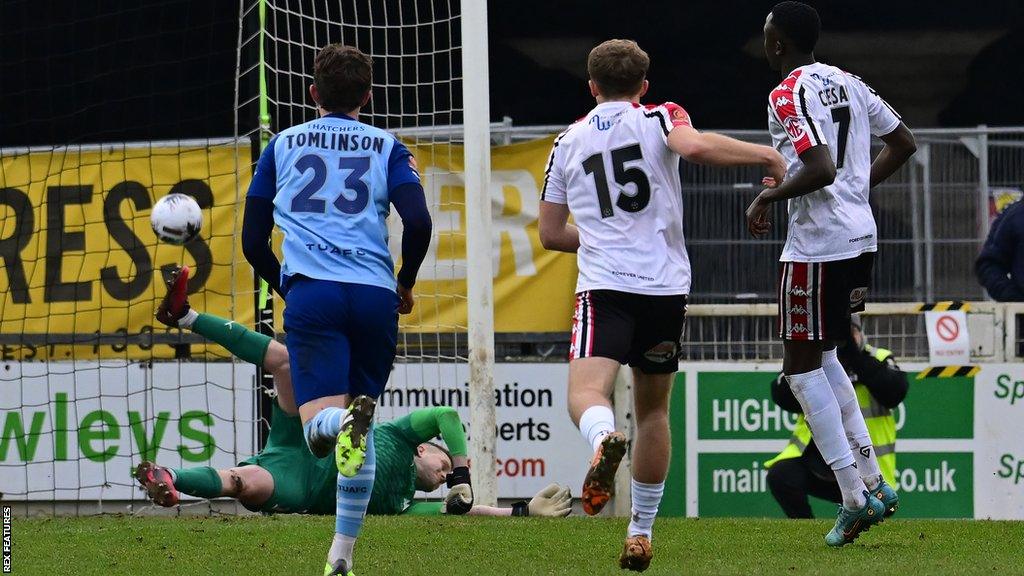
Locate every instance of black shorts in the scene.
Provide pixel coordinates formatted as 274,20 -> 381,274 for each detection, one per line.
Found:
778,252 -> 874,342
569,290 -> 687,374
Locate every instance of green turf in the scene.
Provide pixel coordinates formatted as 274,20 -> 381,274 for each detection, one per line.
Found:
15,515 -> 1024,575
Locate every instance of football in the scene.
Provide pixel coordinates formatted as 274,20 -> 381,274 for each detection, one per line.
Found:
151,193 -> 203,245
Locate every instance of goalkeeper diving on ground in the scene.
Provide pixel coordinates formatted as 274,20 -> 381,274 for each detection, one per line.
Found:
134,266 -> 572,519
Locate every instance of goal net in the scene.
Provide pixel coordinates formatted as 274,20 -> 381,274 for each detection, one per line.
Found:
1,0 -> 489,515
236,0 -> 483,504
0,4 -> 256,514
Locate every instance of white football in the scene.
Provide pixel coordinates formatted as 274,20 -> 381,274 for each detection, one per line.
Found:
151,193 -> 203,245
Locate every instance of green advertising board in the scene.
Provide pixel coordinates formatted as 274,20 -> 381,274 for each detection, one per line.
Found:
659,365 -> 977,519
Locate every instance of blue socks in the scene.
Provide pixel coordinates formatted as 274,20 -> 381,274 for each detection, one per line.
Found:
303,406 -> 345,458
328,426 -> 376,568
336,425 -> 375,536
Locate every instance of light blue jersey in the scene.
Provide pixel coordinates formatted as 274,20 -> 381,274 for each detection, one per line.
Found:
247,113 -> 420,291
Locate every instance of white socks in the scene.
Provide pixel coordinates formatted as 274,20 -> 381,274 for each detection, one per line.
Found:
579,405 -> 616,452
822,348 -> 882,490
786,369 -> 854,470
179,308 -> 199,328
628,479 -> 664,539
834,464 -> 868,509
786,368 -> 866,509
328,533 -> 356,569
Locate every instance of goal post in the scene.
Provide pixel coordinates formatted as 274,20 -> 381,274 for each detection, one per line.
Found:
240,0 -> 498,504
461,0 -> 497,506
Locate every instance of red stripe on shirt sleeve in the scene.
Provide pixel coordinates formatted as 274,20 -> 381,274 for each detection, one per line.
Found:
770,71 -> 814,154
661,102 -> 692,128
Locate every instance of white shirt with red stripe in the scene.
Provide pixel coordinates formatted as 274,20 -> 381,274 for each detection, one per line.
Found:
768,62 -> 901,263
542,100 -> 693,295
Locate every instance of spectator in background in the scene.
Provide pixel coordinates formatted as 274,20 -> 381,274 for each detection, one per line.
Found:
765,315 -> 909,519
976,199 -> 1024,301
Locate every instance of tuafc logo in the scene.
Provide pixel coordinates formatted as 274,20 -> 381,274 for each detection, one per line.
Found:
783,115 -> 805,140
341,486 -> 368,494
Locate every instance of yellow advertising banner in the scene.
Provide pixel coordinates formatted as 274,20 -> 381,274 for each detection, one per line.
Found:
0,141 -> 254,359
0,135 -> 577,360
397,136 -> 579,333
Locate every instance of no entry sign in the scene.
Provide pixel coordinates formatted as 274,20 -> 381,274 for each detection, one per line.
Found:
925,310 -> 970,365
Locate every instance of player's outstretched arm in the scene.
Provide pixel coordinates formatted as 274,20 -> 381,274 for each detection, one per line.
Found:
465,483 -> 573,517
667,125 -> 786,180
870,122 -> 916,189
538,201 -> 580,253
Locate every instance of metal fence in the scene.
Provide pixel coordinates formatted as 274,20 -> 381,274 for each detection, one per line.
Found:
679,302 -> 1024,362
496,124 -> 1024,305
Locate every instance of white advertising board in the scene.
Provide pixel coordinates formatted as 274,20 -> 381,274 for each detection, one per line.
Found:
0,361 -> 256,501
380,363 -> 590,500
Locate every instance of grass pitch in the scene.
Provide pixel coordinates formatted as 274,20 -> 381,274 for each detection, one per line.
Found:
16,515 -> 1024,575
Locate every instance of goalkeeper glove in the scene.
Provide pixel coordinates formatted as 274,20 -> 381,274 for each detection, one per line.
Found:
444,466 -> 473,515
511,483 -> 573,517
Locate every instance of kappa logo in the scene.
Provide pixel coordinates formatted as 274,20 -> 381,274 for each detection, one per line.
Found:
787,286 -> 810,297
775,95 -> 791,107
644,340 -> 678,363
849,287 -> 868,307
788,305 -> 808,315
783,115 -> 805,140
790,324 -> 808,334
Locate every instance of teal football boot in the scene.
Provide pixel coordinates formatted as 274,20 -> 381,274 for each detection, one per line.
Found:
825,491 -> 885,547
872,479 -> 900,517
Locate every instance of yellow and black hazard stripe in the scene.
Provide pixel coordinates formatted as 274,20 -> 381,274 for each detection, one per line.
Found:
917,301 -> 970,312
916,365 -> 980,379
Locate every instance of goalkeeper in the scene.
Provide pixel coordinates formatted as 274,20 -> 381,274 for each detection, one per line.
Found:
135,266 -> 571,518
